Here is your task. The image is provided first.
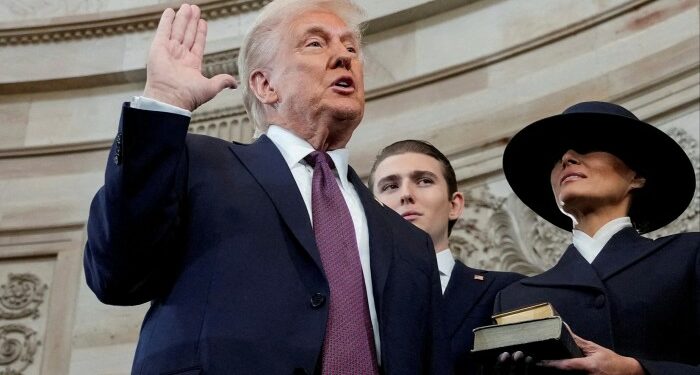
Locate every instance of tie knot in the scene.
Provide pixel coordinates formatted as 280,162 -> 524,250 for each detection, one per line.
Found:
305,151 -> 335,169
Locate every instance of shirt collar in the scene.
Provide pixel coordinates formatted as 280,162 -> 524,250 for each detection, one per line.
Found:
435,248 -> 456,277
572,217 -> 632,263
266,125 -> 352,191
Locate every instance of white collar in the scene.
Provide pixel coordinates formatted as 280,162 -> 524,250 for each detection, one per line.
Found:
265,125 -> 352,191
572,217 -> 632,263
435,248 -> 456,277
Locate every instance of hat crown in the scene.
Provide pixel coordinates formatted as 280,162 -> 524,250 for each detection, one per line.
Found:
563,101 -> 639,121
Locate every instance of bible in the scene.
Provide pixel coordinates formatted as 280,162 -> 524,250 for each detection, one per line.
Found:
471,303 -> 583,361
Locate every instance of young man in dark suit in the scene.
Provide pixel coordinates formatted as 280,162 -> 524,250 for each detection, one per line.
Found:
83,1 -> 448,374
369,140 -> 524,375
496,101 -> 699,375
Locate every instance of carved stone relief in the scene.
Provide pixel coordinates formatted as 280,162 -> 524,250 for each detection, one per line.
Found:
0,274 -> 47,321
0,324 -> 40,375
0,266 -> 51,375
451,127 -> 700,275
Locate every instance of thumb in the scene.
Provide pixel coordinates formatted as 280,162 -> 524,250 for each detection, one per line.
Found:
570,332 -> 598,354
209,74 -> 238,92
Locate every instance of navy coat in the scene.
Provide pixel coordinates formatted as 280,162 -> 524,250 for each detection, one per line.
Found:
495,227 -> 700,374
443,260 -> 523,374
84,105 -> 448,375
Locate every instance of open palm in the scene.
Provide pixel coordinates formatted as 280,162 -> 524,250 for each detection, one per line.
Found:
144,4 -> 237,111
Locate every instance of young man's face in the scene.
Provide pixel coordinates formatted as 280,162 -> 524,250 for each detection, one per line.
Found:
372,152 -> 464,251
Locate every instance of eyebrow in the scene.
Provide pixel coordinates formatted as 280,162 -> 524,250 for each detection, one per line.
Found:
409,170 -> 438,180
375,174 -> 400,188
375,170 -> 439,188
301,25 -> 358,44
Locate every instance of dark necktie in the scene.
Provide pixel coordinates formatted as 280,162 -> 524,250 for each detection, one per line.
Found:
306,151 -> 379,375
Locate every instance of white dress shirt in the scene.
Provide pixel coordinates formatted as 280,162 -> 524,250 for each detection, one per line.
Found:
130,96 -> 380,359
572,217 -> 633,263
435,248 -> 456,294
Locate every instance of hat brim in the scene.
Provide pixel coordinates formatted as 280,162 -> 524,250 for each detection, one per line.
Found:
503,112 -> 696,233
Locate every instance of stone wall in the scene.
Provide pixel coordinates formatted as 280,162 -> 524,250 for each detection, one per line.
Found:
0,0 -> 698,373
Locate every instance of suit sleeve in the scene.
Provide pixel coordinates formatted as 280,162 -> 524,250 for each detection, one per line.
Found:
637,241 -> 700,375
83,103 -> 191,305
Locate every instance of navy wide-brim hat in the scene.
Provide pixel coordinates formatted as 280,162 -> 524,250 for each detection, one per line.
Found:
503,101 -> 696,233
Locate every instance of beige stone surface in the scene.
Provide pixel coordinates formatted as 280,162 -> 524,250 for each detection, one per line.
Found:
0,0 -> 697,373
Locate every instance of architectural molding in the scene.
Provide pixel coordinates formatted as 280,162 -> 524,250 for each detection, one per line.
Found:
0,0 -> 271,46
366,0 -> 653,100
1,62 -> 696,161
0,0 -> 653,94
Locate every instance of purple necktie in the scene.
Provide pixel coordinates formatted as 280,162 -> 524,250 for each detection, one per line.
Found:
306,151 -> 379,375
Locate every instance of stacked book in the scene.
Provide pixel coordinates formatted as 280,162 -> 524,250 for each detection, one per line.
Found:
471,302 -> 583,361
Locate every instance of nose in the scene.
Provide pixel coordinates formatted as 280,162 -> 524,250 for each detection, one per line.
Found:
332,54 -> 351,70
331,42 -> 353,70
560,149 -> 581,168
399,185 -> 414,205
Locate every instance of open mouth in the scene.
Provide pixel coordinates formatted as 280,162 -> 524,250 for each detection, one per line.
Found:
332,76 -> 355,92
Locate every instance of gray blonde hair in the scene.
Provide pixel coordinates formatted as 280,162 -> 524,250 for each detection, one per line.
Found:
238,0 -> 365,132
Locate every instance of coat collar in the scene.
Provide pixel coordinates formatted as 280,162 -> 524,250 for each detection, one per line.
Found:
230,135 -> 323,272
522,227 -> 671,289
442,261 -> 495,336
590,227 -> 671,280
347,168 -> 393,310
521,243 -> 605,291
231,136 -> 394,308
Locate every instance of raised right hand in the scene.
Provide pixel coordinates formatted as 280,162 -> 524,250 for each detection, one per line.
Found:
143,4 -> 237,111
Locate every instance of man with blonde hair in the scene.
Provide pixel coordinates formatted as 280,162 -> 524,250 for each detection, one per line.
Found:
84,1 -> 447,374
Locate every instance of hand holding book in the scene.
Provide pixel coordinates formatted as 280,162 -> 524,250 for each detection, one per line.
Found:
471,303 -> 645,374
538,333 -> 645,375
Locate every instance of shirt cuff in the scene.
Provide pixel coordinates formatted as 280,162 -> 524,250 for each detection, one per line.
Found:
131,96 -> 192,118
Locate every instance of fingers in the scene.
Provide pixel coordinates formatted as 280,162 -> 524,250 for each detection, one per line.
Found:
154,8 -> 176,42
191,19 -> 208,58
539,357 -> 589,371
210,74 -> 239,91
182,4 -> 201,50
171,4 -> 192,44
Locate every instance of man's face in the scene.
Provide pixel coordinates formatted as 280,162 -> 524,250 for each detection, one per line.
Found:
550,150 -> 643,215
268,10 -> 365,141
372,152 -> 463,251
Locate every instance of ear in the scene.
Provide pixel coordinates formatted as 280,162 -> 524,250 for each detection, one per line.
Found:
630,174 -> 646,190
249,69 -> 278,105
448,191 -> 465,221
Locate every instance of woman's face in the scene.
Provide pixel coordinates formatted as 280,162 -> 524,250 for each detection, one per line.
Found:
550,150 -> 645,215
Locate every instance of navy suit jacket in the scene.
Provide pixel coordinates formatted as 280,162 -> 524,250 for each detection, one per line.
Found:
443,260 -> 523,375
84,105 -> 448,375
495,227 -> 700,375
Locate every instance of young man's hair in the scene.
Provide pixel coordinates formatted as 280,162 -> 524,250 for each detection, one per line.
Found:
369,139 -> 460,234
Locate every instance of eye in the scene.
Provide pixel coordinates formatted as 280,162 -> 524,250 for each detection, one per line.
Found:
417,177 -> 434,186
380,183 -> 398,192
306,40 -> 322,48
346,46 -> 357,53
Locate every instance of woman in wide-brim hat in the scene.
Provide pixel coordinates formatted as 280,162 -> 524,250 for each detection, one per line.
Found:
494,101 -> 699,375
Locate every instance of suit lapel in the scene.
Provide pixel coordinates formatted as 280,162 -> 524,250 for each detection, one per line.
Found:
442,261 -> 494,336
522,245 -> 605,291
591,227 -> 671,281
230,136 -> 323,271
348,168 -> 393,311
